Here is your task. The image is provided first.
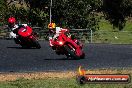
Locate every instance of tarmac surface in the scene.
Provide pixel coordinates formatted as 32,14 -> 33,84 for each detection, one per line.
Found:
0,40 -> 132,72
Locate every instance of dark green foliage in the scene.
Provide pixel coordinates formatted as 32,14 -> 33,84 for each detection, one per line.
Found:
51,0 -> 101,30
3,0 -> 101,31
3,3 -> 49,28
24,0 -> 49,10
0,0 -> 132,31
103,0 -> 132,30
0,0 -> 8,25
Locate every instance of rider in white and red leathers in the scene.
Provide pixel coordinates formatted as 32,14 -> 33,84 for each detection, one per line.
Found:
48,23 -> 83,49
48,23 -> 70,47
8,17 -> 18,38
8,17 -> 28,38
8,17 -> 28,43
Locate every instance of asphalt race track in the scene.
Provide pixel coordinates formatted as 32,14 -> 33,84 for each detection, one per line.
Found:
0,40 -> 132,72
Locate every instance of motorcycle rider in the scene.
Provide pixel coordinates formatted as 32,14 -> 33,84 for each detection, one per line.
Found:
8,17 -> 18,38
8,17 -> 28,43
48,23 -> 70,47
48,23 -> 83,48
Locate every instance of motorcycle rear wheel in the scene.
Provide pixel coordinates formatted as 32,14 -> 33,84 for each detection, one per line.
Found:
20,43 -> 29,48
33,40 -> 41,49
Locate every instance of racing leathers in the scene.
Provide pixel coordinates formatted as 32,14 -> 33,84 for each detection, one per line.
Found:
49,27 -> 69,47
9,24 -> 28,38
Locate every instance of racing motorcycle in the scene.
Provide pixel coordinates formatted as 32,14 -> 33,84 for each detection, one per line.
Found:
49,29 -> 85,59
13,25 -> 41,49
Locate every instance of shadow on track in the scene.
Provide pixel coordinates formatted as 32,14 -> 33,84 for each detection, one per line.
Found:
44,58 -> 81,61
7,46 -> 40,49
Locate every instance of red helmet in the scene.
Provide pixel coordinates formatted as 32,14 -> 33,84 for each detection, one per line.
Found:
8,17 -> 16,24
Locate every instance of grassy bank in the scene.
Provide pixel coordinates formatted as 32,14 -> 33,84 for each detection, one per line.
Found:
93,31 -> 132,44
91,19 -> 132,44
0,69 -> 132,88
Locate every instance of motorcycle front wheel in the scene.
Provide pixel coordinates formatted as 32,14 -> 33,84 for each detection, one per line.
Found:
64,45 -> 80,59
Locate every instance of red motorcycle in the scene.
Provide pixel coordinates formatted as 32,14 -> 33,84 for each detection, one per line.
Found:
49,29 -> 85,59
14,25 -> 41,49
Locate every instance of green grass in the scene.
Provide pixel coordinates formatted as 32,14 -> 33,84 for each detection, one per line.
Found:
99,19 -> 114,31
99,19 -> 132,31
0,69 -> 132,88
123,21 -> 132,31
93,31 -> 132,44
91,19 -> 132,44
0,77 -> 132,88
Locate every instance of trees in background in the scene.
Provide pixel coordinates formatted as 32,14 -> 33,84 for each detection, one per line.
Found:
0,0 -> 8,26
0,0 -> 132,30
103,0 -> 132,30
51,0 -> 101,30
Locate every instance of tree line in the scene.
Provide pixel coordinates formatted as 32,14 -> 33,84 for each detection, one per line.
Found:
0,0 -> 132,31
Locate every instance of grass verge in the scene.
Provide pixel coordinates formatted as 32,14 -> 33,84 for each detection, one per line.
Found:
0,68 -> 132,88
